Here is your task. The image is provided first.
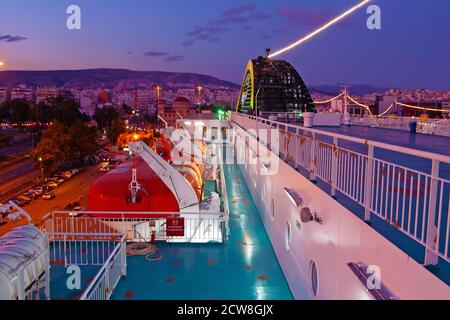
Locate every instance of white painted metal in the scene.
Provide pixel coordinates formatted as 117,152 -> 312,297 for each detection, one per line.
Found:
232,112 -> 450,264
129,141 -> 200,212
0,226 -> 50,300
232,122 -> 450,299
351,115 -> 450,137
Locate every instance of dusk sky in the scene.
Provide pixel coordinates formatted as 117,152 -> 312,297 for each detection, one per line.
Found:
0,0 -> 449,90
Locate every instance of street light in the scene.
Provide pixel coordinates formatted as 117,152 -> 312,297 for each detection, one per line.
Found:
38,157 -> 44,186
197,85 -> 203,112
156,86 -> 162,105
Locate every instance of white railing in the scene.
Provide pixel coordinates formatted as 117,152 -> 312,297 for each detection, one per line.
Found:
351,115 -> 450,137
38,211 -> 228,244
232,112 -> 450,265
217,147 -> 231,239
79,235 -> 126,300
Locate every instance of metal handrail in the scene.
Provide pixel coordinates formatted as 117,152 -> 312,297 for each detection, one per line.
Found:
231,112 -> 450,265
79,234 -> 126,300
233,112 -> 450,163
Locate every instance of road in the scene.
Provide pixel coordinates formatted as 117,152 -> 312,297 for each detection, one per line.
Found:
0,163 -> 103,236
0,144 -> 30,157
0,159 -> 35,187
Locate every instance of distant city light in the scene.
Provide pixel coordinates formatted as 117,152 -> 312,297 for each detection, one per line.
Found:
269,0 -> 371,58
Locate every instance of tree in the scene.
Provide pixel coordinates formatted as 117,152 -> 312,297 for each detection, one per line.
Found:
47,95 -> 85,127
121,104 -> 133,115
94,106 -> 120,130
34,101 -> 54,123
31,122 -> 72,174
107,118 -> 125,145
68,120 -> 98,161
0,99 -> 34,123
31,120 -> 98,174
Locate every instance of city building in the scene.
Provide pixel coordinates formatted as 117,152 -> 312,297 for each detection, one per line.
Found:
131,91 -> 152,112
0,88 -> 8,104
35,87 -> 59,104
10,85 -> 33,101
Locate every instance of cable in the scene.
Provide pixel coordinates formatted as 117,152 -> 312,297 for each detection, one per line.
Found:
126,242 -> 162,261
269,0 -> 371,58
395,101 -> 450,113
347,95 -> 379,127
378,104 -> 394,117
313,92 -> 345,104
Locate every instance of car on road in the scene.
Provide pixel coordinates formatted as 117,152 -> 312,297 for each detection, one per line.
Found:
100,166 -> 110,172
23,192 -> 37,200
42,192 -> 56,200
71,168 -> 80,175
69,206 -> 86,217
10,198 -> 26,207
63,171 -> 73,179
29,187 -> 44,196
52,176 -> 65,185
45,182 -> 59,189
17,195 -> 32,203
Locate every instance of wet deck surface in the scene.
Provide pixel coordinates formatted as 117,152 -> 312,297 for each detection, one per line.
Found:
109,163 -> 292,300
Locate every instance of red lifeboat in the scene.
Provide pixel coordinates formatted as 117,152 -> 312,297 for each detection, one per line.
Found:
87,157 -> 179,218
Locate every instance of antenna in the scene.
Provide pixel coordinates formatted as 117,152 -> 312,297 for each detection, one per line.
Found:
265,48 -> 271,58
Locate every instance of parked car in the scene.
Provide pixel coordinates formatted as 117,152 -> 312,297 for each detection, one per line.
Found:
17,195 -> 32,203
71,168 -> 80,175
10,198 -> 26,207
52,176 -> 65,185
29,187 -> 44,196
23,192 -> 37,200
69,206 -> 86,217
100,166 -> 110,173
63,171 -> 73,179
42,192 -> 56,200
45,182 -> 59,189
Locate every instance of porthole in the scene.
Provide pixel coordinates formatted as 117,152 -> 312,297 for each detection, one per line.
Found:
309,260 -> 319,298
285,221 -> 292,251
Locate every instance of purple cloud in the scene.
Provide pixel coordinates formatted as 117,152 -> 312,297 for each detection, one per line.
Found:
183,4 -> 270,46
0,34 -> 27,43
143,51 -> 170,57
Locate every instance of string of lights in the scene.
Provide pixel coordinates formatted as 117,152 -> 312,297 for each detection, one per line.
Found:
378,104 -> 394,117
269,0 -> 371,58
313,92 -> 345,104
395,101 -> 450,113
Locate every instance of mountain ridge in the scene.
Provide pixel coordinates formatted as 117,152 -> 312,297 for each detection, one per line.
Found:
0,69 -> 241,89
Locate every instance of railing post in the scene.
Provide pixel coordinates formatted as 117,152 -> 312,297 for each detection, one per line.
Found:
121,240 -> 127,276
294,128 -> 300,169
309,133 -> 317,181
330,137 -> 339,197
363,145 -> 375,222
424,160 -> 440,266
105,264 -> 111,299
